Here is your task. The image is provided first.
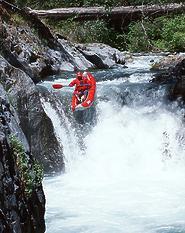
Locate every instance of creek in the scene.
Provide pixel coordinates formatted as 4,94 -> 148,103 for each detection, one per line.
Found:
39,54 -> 185,233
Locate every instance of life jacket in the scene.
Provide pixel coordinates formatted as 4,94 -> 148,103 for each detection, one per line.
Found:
69,78 -> 91,92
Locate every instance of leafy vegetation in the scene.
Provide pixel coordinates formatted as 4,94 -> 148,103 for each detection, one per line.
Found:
9,135 -> 44,197
14,0 -> 183,9
47,13 -> 185,52
47,19 -> 111,43
126,15 -> 185,52
8,0 -> 185,52
11,13 -> 26,25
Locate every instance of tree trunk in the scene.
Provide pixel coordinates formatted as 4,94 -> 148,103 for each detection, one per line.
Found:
28,3 -> 185,22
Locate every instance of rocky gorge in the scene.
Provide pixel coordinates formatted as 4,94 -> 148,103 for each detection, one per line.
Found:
0,1 -> 185,232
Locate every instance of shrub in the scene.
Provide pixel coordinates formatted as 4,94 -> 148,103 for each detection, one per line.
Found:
126,20 -> 156,52
160,15 -> 185,51
9,135 -> 44,197
126,15 -> 185,52
48,19 -> 113,44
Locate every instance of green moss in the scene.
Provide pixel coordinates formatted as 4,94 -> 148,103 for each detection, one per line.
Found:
12,13 -> 26,26
9,135 -> 44,197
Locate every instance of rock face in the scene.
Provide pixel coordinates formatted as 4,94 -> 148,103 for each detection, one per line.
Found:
0,12 -> 93,80
1,8 -> 127,83
151,53 -> 185,71
76,43 -> 126,69
0,97 -> 45,233
0,56 -> 64,173
152,57 -> 185,101
169,59 -> 185,101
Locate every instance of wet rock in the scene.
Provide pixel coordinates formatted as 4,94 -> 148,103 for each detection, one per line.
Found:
13,44 -> 23,55
151,53 -> 185,71
152,57 -> 185,101
1,21 -> 94,79
50,38 -> 95,71
0,108 -> 45,233
1,12 -> 128,80
76,43 -> 126,68
0,136 -> 45,233
169,59 -> 185,101
0,56 -> 64,173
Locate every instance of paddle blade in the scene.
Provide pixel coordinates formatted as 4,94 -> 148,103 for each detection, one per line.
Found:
52,84 -> 63,89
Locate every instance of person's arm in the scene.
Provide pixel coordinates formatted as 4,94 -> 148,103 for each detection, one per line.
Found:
68,79 -> 76,87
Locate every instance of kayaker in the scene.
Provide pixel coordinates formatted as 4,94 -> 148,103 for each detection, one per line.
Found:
68,71 -> 91,103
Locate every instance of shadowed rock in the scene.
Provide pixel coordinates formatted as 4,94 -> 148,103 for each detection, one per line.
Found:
0,56 -> 64,173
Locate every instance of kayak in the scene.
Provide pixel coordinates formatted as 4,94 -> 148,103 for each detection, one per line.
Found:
71,73 -> 96,112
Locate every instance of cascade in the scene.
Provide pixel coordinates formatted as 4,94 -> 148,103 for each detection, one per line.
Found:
39,55 -> 185,233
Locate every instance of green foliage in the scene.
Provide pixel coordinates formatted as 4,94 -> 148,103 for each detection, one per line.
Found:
12,13 -> 26,26
127,0 -> 182,5
48,19 -> 114,44
14,0 -> 183,9
126,15 -> 185,52
77,21 -> 112,44
9,135 -> 44,197
32,161 -> 44,185
10,0 -> 185,52
83,0 -> 126,7
159,16 -> 185,51
15,0 -> 83,9
126,21 -> 155,52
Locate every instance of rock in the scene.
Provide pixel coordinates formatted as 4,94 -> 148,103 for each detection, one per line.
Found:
169,59 -> 185,101
57,38 -> 94,70
152,57 -> 185,101
151,53 -> 185,71
0,104 -> 45,233
76,43 -> 126,68
0,56 -> 64,173
13,44 -> 23,55
2,14 -> 128,80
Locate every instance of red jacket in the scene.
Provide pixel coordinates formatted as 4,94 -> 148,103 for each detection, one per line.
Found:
69,78 -> 91,93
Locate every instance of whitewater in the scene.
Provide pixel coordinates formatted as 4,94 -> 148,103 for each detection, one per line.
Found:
41,55 -> 185,233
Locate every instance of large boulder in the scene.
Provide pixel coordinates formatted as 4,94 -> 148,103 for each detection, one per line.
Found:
0,56 -> 64,173
47,38 -> 94,72
151,53 -> 185,71
76,43 -> 126,69
0,98 -> 45,233
1,7 -> 127,81
169,59 -> 185,101
1,22 -> 95,79
151,57 -> 185,101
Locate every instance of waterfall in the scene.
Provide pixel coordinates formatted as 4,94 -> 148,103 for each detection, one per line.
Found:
41,96 -> 83,170
40,55 -> 185,233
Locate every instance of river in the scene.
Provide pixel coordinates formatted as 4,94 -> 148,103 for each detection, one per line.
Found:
39,54 -> 185,233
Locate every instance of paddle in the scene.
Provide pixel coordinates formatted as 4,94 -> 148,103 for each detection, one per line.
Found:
52,83 -> 82,102
52,83 -> 66,89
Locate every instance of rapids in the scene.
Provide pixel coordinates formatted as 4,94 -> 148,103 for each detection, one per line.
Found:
39,55 -> 185,233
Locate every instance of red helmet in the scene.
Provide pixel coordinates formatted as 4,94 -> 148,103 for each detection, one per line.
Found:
77,72 -> 83,80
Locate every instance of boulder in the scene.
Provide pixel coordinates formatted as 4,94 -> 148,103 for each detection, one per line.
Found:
76,43 -> 126,68
0,102 -> 45,233
169,59 -> 185,101
0,56 -> 64,173
152,57 -> 185,101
